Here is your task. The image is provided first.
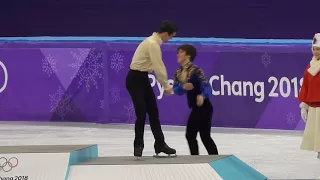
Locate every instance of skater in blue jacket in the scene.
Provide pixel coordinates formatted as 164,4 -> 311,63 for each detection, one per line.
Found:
173,44 -> 218,155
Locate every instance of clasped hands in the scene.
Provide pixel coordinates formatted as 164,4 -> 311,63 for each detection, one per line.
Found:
165,83 -> 204,106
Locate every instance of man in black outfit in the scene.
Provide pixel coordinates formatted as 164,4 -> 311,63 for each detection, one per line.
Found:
126,21 -> 178,157
173,44 -> 218,155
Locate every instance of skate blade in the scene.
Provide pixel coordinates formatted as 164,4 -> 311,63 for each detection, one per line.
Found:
134,156 -> 142,160
153,154 -> 177,158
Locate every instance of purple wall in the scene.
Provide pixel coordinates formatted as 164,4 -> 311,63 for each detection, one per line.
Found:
0,39 -> 312,130
0,0 -> 319,38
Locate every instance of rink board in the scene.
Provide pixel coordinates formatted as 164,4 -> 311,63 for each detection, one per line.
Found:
67,155 -> 267,180
0,144 -> 98,180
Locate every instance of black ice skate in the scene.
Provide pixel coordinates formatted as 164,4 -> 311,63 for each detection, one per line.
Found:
153,143 -> 177,158
317,152 -> 320,160
134,145 -> 144,159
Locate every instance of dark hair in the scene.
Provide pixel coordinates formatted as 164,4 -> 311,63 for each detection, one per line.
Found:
158,20 -> 178,35
177,44 -> 197,62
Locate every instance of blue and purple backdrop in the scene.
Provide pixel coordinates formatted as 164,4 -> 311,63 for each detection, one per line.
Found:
0,37 -> 313,130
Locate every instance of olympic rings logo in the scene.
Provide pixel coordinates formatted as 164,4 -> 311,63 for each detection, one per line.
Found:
0,157 -> 18,172
0,61 -> 8,93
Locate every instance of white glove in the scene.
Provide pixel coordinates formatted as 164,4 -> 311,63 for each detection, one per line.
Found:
299,102 -> 309,122
301,108 -> 308,122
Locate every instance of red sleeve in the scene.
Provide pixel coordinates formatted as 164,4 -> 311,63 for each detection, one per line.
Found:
298,68 -> 309,102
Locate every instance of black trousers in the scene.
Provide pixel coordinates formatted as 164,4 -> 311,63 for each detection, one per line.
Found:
186,99 -> 218,155
126,69 -> 165,147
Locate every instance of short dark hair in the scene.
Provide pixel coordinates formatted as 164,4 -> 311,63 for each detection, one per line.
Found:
177,44 -> 197,62
158,20 -> 178,35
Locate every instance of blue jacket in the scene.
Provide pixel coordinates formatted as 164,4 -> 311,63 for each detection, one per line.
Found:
173,63 -> 212,108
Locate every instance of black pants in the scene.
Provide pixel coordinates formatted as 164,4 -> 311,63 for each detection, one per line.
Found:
186,99 -> 218,155
126,70 -> 165,147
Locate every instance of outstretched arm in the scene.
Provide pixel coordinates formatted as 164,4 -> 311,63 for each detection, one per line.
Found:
149,43 -> 170,90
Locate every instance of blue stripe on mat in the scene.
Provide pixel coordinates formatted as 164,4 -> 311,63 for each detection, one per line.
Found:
0,36 -> 311,45
209,155 -> 267,180
65,145 -> 98,180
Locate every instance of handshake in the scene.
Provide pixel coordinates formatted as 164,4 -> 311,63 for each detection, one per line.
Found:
164,88 -> 173,96
164,83 -> 203,106
164,83 -> 194,96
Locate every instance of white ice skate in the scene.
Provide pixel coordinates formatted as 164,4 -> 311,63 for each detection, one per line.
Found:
153,152 -> 177,158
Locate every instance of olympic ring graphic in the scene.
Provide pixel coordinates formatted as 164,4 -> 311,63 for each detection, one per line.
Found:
0,157 -> 18,172
0,60 -> 8,93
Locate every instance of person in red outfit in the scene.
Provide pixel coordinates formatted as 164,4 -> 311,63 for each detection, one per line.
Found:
298,33 -> 320,160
